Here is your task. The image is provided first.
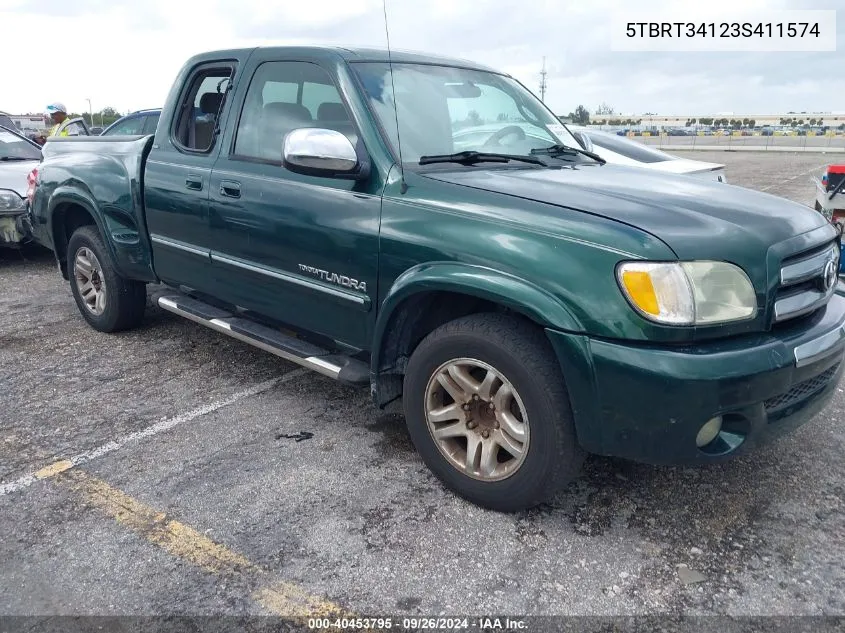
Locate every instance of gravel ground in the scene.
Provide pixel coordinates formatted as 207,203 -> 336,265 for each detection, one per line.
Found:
0,152 -> 843,626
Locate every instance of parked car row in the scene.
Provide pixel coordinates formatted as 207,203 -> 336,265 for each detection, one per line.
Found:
611,126 -> 831,137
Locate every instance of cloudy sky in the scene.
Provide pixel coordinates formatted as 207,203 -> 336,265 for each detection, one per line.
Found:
1,0 -> 842,117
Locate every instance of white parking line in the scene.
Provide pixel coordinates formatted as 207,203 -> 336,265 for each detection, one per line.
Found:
759,163 -> 828,191
0,368 -> 307,497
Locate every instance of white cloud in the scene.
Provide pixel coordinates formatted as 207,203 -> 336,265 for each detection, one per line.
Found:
1,0 -> 841,117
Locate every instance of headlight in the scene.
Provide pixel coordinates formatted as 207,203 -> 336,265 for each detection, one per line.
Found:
0,189 -> 25,212
617,261 -> 757,325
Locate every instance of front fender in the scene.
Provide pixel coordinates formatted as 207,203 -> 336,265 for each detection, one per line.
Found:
371,261 -> 584,374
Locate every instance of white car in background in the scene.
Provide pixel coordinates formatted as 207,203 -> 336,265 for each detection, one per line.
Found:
567,125 -> 728,183
452,122 -> 728,183
0,125 -> 42,246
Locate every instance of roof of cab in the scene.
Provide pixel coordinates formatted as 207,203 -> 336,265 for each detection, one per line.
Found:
186,46 -> 502,74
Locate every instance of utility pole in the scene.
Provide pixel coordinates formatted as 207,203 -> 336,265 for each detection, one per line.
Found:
85,98 -> 93,128
539,56 -> 547,103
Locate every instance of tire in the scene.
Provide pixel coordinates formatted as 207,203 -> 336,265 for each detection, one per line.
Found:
403,313 -> 584,512
67,225 -> 146,332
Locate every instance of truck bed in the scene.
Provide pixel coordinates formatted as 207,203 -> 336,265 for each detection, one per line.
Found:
32,134 -> 157,282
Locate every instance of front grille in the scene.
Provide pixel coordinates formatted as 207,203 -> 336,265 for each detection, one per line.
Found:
764,362 -> 840,413
773,241 -> 840,324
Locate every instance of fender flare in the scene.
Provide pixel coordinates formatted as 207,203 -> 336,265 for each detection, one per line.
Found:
371,261 -> 583,374
48,187 -> 125,277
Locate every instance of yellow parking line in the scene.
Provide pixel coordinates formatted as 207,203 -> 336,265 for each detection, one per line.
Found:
255,581 -> 354,619
59,469 -> 350,618
34,459 -> 74,479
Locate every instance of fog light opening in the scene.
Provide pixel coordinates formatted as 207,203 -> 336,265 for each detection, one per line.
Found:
696,416 -> 723,448
697,413 -> 750,456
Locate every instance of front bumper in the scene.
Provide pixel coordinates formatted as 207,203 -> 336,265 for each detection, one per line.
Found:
0,210 -> 31,246
547,292 -> 845,465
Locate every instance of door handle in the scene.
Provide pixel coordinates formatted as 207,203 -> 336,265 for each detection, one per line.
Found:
220,180 -> 241,198
185,175 -> 203,191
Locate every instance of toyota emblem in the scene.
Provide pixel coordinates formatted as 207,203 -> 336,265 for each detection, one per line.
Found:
823,256 -> 838,291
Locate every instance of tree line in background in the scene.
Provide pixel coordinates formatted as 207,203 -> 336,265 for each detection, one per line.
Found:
688,118 -> 757,128
77,107 -> 122,128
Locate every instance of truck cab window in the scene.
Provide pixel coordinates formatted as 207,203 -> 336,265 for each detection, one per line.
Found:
173,66 -> 233,152
234,61 -> 355,163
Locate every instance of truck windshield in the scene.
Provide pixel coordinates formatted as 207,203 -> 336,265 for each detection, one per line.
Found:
351,62 -> 579,165
0,129 -> 41,161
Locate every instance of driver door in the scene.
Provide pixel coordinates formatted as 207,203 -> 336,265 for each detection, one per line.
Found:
206,55 -> 382,350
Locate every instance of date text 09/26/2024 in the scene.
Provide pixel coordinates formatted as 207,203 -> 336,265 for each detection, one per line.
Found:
307,617 -> 527,630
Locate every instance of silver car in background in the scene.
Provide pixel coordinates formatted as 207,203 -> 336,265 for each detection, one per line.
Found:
453,122 -> 728,183
568,125 -> 728,183
0,126 -> 41,246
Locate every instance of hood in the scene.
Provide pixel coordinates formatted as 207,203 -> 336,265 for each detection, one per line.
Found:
423,163 -> 830,264
0,159 -> 39,197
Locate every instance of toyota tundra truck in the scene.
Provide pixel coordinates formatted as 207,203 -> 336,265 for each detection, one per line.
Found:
26,47 -> 845,511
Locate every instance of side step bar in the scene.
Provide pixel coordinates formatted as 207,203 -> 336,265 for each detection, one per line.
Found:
154,291 -> 369,385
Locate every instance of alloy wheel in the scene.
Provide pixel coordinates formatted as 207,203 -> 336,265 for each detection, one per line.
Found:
424,358 -> 530,481
73,247 -> 107,315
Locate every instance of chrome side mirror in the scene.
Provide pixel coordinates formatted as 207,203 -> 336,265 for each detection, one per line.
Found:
572,130 -> 594,153
283,128 -> 365,179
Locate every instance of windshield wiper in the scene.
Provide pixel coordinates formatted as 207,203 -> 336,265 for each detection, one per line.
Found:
530,144 -> 606,165
0,156 -> 34,162
419,150 -> 548,167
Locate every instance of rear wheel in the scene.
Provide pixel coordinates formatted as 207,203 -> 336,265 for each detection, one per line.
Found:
67,226 -> 146,332
403,313 -> 584,512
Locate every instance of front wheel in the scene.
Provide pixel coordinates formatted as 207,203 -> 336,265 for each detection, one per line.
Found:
403,313 -> 584,512
67,225 -> 146,332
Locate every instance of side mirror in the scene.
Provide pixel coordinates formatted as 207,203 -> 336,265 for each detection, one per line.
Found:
283,128 -> 367,180
572,130 -> 594,153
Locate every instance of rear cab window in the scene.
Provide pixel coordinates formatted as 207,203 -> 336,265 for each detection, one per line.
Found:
171,64 -> 236,153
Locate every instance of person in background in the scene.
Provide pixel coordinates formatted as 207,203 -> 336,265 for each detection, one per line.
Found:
36,102 -> 70,143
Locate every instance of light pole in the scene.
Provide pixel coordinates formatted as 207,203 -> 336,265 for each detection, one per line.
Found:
539,56 -> 547,103
85,98 -> 93,128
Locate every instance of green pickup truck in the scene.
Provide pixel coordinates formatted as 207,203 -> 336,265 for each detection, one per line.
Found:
27,47 -> 845,511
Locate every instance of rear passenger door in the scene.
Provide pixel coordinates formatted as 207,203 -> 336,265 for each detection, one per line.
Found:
207,56 -> 382,350
144,62 -> 235,294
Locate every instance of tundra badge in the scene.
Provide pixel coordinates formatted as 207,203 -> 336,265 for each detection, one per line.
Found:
299,264 -> 367,292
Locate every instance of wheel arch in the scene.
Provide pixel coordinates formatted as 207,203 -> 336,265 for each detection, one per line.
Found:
370,262 -> 583,407
49,192 -> 113,280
